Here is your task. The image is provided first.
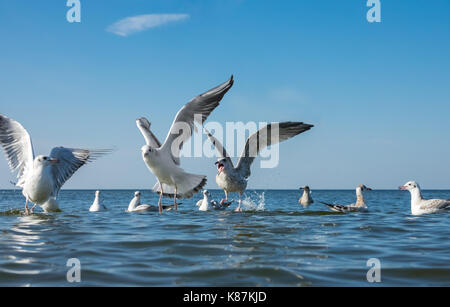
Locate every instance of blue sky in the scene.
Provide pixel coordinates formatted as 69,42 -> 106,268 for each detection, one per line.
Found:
1,0 -> 449,190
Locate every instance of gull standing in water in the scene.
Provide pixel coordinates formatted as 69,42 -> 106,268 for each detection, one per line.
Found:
321,184 -> 372,213
89,190 -> 107,212
0,114 -> 110,214
136,76 -> 234,213
298,186 -> 314,207
205,122 -> 314,212
399,181 -> 450,215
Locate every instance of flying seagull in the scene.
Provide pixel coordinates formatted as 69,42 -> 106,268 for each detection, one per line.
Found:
0,114 -> 110,214
136,75 -> 234,213
399,181 -> 450,215
321,184 -> 372,213
205,121 -> 314,212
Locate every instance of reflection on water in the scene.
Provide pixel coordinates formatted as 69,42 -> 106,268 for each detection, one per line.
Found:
0,189 -> 449,286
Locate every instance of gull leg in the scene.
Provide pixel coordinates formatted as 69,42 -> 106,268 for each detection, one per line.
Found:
24,198 -> 29,215
220,190 -> 228,205
174,186 -> 178,211
158,182 -> 163,214
234,193 -> 242,212
30,203 -> 37,214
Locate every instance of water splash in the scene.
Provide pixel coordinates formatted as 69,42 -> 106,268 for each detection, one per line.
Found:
241,191 -> 265,211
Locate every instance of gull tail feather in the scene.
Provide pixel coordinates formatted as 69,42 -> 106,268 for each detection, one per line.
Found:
320,201 -> 346,213
153,172 -> 207,199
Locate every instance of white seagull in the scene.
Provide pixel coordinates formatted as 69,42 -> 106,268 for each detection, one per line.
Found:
127,191 -> 177,212
322,184 -> 372,213
399,181 -> 450,215
205,122 -> 314,212
196,190 -> 210,211
89,190 -> 107,212
299,186 -> 314,207
136,75 -> 234,213
0,114 -> 110,214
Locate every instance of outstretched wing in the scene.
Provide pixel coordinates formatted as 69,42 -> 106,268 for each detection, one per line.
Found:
236,122 -> 313,178
0,114 -> 35,187
49,147 -> 111,195
136,117 -> 162,148
160,75 -> 234,165
204,128 -> 233,167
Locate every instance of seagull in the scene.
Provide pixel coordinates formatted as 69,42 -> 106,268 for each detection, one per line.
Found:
399,181 -> 450,215
89,190 -> 107,212
136,75 -> 234,214
127,191 -> 178,212
0,114 -> 110,214
197,190 -> 210,211
298,186 -> 314,207
322,184 -> 372,213
205,122 -> 314,212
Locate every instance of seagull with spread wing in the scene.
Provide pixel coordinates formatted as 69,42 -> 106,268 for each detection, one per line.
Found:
0,114 -> 110,214
136,75 -> 234,213
205,121 -> 314,212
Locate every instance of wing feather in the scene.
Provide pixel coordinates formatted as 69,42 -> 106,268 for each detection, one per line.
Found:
160,75 -> 234,165
0,114 -> 35,187
236,121 -> 313,178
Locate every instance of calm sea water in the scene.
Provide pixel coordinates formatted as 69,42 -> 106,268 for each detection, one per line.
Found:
0,189 -> 449,287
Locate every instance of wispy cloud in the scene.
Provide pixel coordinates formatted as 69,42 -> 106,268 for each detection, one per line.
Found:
107,14 -> 189,37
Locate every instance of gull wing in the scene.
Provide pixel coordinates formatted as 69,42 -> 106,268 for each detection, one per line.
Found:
136,117 -> 162,148
49,147 -> 111,196
236,121 -> 313,178
0,114 -> 35,187
204,128 -> 233,167
160,75 -> 234,165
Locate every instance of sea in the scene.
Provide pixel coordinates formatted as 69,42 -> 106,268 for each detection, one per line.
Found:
0,189 -> 449,286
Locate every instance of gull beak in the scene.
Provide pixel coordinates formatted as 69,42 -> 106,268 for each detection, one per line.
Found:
366,187 -> 372,191
214,161 -> 219,165
399,186 -> 406,190
49,158 -> 59,163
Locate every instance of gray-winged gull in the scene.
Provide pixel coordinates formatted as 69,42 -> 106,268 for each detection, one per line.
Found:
205,122 -> 314,212
0,114 -> 110,214
399,181 -> 450,215
136,75 -> 234,213
322,184 -> 372,213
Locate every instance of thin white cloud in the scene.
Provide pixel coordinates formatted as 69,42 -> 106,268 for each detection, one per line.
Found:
107,14 -> 189,37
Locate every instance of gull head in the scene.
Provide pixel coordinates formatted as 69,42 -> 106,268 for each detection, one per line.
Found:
34,155 -> 59,167
95,190 -> 100,197
203,190 -> 210,197
134,191 -> 141,198
399,181 -> 420,192
215,158 -> 231,174
357,184 -> 372,191
141,145 -> 155,158
300,186 -> 310,191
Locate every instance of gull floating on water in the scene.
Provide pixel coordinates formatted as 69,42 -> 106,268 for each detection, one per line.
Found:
0,114 -> 110,214
136,75 -> 234,213
299,186 -> 314,207
322,184 -> 372,213
399,181 -> 450,215
205,122 -> 313,212
197,190 -> 210,211
127,191 -> 179,212
89,190 -> 107,212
